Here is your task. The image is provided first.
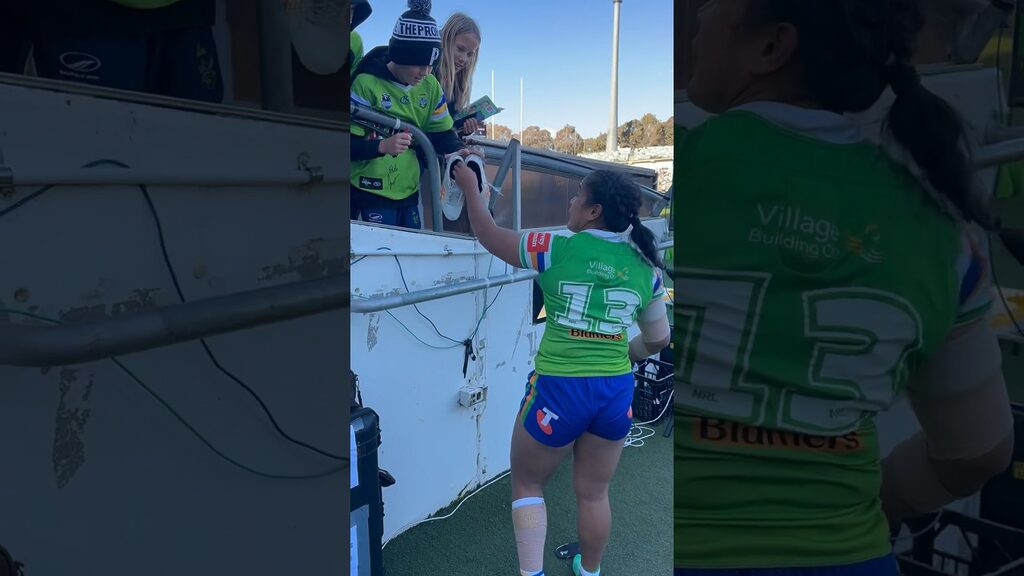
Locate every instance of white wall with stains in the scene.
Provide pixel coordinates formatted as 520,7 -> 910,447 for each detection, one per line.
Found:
0,79 -> 346,574
350,218 -> 670,543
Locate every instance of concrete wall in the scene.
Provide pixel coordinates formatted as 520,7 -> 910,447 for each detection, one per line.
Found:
350,218 -> 670,543
0,79 -> 346,574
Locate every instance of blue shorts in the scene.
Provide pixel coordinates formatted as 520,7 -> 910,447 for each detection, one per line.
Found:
674,554 -> 899,576
350,189 -> 422,230
517,371 -> 634,448
354,204 -> 421,229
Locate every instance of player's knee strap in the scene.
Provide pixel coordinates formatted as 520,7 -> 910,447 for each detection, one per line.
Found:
512,497 -> 546,574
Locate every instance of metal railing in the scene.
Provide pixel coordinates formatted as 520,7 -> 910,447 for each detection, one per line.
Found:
975,138 -> 1024,169
471,140 -> 666,208
352,240 -> 672,314
0,274 -> 347,367
351,103 -> 673,232
0,165 -> 334,187
0,146 -> 334,188
0,72 -> 347,132
490,139 -> 521,229
0,79 -> 347,368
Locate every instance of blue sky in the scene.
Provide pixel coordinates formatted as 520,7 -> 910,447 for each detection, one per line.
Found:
354,0 -> 674,138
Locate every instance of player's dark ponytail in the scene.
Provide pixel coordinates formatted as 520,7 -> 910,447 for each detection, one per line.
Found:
583,169 -> 664,269
746,0 -> 1024,264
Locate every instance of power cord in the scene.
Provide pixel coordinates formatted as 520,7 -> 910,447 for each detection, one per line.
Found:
891,510 -> 944,543
0,185 -> 52,219
625,389 -> 674,448
350,247 -> 506,349
378,388 -> 674,545
380,470 -> 512,550
133,174 -> 342,461
386,249 -> 462,345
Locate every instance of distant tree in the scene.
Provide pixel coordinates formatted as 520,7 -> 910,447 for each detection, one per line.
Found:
582,133 -> 606,154
638,113 -> 663,147
521,125 -> 554,149
661,117 -> 675,146
491,123 -> 512,142
553,124 -> 583,155
617,119 -> 643,148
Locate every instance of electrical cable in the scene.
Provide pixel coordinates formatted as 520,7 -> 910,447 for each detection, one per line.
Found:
81,158 -> 342,461
387,248 -> 462,345
890,511 -> 944,543
135,177 -> 343,461
378,369 -> 670,543
0,185 -> 53,219
381,470 -> 512,550
350,247 -> 506,349
625,389 -> 674,448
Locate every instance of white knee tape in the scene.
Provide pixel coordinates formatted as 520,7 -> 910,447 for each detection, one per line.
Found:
512,497 -> 547,573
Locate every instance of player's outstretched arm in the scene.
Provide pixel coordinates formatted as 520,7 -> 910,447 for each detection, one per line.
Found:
880,319 -> 1015,529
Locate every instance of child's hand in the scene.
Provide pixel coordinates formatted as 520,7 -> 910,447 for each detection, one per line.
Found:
456,145 -> 486,160
379,131 -> 412,156
461,118 -> 480,136
452,161 -> 480,195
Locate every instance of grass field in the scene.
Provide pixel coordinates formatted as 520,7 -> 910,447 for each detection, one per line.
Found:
381,420 -> 674,576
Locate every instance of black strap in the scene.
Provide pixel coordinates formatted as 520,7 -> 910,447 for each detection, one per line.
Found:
462,339 -> 476,378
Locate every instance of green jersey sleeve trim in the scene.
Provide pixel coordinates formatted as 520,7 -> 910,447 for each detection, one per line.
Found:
652,268 -> 666,300
954,230 -> 994,325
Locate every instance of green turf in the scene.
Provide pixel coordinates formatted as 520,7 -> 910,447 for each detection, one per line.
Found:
382,421 -> 673,576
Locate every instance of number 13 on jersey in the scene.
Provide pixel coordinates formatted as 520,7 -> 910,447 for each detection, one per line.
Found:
675,268 -> 923,435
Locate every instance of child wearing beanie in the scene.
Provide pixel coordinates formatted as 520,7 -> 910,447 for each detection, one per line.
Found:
350,0 -> 469,229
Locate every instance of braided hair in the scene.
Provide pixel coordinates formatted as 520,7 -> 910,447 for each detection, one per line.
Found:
582,169 -> 664,269
745,0 -> 1024,263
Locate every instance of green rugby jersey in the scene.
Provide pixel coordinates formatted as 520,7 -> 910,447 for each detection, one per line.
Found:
674,105 -> 992,568
350,52 -> 454,201
350,31 -> 363,75
520,229 -> 666,377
